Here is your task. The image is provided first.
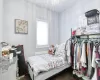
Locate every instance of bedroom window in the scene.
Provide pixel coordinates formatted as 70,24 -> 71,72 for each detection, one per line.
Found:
36,20 -> 49,48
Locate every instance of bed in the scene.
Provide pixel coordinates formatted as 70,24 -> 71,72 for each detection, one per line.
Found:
27,42 -> 71,80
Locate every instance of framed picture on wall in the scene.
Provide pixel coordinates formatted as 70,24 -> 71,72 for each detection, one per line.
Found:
15,19 -> 28,34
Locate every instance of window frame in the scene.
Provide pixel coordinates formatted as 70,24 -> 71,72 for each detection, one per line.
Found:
36,19 -> 49,48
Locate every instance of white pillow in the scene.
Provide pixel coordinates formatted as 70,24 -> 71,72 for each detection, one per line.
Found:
55,43 -> 65,57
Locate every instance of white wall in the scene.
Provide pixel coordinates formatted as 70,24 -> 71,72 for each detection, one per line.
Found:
0,0 -> 3,42
59,0 -> 100,43
3,0 -> 59,59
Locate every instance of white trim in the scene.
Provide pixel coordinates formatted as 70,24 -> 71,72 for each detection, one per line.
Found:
36,45 -> 49,48
36,19 -> 49,48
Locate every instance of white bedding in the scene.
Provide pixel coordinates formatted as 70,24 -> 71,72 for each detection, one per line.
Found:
27,54 -> 66,76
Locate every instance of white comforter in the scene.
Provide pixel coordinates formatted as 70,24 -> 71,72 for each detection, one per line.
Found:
27,54 -> 65,76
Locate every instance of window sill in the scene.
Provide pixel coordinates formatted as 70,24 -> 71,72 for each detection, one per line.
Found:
36,45 -> 49,49
35,51 -> 48,55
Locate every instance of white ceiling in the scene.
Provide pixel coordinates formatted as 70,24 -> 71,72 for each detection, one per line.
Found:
27,0 -> 78,12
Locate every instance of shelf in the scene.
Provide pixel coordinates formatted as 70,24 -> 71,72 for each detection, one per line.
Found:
72,33 -> 100,37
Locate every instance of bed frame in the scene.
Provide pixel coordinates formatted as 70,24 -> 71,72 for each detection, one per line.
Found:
27,62 -> 71,80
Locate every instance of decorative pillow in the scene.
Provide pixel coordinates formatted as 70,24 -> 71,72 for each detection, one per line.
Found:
55,43 -> 65,58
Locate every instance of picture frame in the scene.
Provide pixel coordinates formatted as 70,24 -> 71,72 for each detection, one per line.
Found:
15,19 -> 28,34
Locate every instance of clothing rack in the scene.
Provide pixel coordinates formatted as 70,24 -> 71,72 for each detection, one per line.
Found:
74,38 -> 100,42
76,38 -> 100,39
70,28 -> 100,80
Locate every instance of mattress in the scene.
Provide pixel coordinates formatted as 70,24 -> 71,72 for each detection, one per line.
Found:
27,54 -> 66,76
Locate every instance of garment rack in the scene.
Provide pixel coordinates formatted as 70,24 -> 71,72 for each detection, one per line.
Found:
70,28 -> 100,80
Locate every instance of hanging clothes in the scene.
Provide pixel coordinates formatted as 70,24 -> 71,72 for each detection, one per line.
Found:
80,41 -> 88,76
71,42 -> 74,67
77,44 -> 81,70
95,45 -> 100,80
72,38 -> 100,80
80,41 -> 87,68
89,41 -> 94,79
87,41 -> 92,77
66,40 -> 71,64
73,43 -> 77,70
91,46 -> 96,69
91,46 -> 97,80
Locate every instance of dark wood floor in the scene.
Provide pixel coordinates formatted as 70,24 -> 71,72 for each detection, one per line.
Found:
19,67 -> 81,80
47,67 -> 73,80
